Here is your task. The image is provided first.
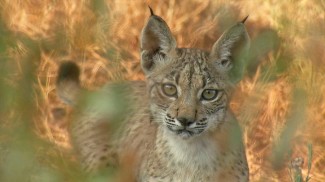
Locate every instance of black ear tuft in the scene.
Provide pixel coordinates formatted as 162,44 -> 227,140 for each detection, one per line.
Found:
148,6 -> 155,16
241,15 -> 249,24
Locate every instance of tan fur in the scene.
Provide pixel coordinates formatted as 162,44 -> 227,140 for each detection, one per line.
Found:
57,10 -> 250,181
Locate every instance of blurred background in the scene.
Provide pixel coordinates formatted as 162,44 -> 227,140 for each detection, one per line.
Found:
0,0 -> 324,181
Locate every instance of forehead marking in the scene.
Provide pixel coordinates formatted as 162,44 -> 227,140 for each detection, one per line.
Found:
164,49 -> 213,88
177,49 -> 209,88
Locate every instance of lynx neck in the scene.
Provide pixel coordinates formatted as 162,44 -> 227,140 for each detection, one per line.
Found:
158,126 -> 219,170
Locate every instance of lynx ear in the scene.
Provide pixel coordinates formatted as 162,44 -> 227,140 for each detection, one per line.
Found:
140,8 -> 177,74
210,19 -> 250,83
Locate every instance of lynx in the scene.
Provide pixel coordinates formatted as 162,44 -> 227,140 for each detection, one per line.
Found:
57,8 -> 250,182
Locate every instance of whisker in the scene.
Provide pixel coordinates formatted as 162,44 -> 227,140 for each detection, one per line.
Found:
193,126 -> 206,129
166,121 -> 177,126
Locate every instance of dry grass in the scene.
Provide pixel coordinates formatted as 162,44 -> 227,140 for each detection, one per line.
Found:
0,0 -> 325,181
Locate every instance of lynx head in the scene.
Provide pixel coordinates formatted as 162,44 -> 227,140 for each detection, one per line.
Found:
140,9 -> 250,139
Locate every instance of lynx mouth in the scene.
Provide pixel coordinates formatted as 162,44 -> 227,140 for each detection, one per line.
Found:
175,129 -> 194,139
167,125 -> 204,139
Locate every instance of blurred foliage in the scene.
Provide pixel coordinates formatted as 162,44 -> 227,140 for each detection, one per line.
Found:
271,89 -> 307,168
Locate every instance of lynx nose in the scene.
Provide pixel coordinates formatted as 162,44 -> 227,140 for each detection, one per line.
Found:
177,117 -> 194,127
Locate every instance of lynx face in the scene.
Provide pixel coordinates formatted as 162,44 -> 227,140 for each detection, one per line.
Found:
140,13 -> 249,139
147,49 -> 229,139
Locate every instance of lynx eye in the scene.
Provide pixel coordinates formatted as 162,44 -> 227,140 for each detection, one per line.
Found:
162,84 -> 177,97
201,89 -> 218,101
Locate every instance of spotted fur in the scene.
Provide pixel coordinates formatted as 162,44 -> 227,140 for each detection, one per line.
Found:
57,10 -> 250,182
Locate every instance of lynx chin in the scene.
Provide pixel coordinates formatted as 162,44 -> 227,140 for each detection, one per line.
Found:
57,8 -> 250,182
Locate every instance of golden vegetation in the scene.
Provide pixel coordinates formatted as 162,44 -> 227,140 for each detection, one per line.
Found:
0,0 -> 324,181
